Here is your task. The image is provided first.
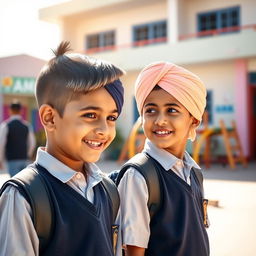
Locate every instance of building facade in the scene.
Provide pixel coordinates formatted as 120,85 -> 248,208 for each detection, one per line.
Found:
39,0 -> 256,159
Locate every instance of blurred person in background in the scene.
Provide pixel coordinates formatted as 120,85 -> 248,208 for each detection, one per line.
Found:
0,100 -> 36,176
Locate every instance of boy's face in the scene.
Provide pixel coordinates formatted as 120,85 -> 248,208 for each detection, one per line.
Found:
46,87 -> 118,171
141,88 -> 199,158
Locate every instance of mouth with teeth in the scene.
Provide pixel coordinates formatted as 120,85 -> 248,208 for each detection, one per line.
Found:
153,129 -> 173,137
84,139 -> 106,150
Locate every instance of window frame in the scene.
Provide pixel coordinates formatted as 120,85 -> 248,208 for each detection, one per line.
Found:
249,72 -> 256,85
197,6 -> 240,37
132,20 -> 167,47
86,30 -> 115,52
206,90 -> 213,125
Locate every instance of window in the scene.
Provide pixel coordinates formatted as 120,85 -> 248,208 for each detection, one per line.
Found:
133,97 -> 139,123
87,34 -> 100,49
249,72 -> 256,85
206,90 -> 213,124
133,20 -> 167,46
86,30 -> 115,52
198,6 -> 240,36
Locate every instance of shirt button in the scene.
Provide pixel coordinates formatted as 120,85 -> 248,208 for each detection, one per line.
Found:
176,160 -> 182,166
76,173 -> 82,179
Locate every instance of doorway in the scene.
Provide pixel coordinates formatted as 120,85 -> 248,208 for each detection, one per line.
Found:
248,85 -> 256,159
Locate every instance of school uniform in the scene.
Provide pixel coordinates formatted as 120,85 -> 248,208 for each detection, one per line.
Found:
0,115 -> 36,176
118,139 -> 209,256
0,147 -> 121,256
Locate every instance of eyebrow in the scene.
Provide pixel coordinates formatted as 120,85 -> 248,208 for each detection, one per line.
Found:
79,106 -> 118,113
144,103 -> 180,108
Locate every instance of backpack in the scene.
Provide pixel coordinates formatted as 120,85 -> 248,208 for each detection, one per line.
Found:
114,153 -> 205,219
0,165 -> 120,253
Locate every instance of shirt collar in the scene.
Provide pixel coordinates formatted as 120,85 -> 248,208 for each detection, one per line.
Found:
9,115 -> 22,120
143,139 -> 201,171
35,147 -> 103,183
183,151 -> 201,170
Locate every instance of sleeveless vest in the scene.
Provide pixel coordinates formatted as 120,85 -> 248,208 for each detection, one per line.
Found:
20,164 -> 115,256
146,157 -> 210,256
6,119 -> 29,160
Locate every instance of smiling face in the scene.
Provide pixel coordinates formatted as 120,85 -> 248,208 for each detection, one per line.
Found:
41,87 -> 118,172
141,87 -> 199,158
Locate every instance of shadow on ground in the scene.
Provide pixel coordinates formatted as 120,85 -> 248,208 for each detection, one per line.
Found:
201,162 -> 256,182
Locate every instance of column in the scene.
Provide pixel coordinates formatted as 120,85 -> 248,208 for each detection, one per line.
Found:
234,59 -> 249,156
167,0 -> 179,44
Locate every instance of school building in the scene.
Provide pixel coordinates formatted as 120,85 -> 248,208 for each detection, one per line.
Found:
0,54 -> 45,136
39,0 -> 256,160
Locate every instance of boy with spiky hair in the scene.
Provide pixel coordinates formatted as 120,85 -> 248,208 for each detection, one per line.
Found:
0,41 -> 125,256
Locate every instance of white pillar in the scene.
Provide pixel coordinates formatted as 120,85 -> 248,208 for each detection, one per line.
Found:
167,0 -> 179,44
234,59 -> 249,156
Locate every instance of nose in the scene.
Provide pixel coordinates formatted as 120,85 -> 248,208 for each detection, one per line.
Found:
95,119 -> 109,136
154,112 -> 167,126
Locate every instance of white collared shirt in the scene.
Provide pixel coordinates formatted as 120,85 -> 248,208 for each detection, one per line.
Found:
35,148 -> 103,202
118,139 -> 201,248
0,148 -> 121,256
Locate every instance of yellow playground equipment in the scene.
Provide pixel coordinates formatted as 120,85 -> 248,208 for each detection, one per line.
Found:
193,115 -> 247,169
118,118 -> 145,163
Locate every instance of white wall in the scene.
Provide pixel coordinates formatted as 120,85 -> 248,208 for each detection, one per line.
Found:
187,61 -> 236,128
51,0 -> 256,49
61,1 -> 167,52
118,71 -> 139,137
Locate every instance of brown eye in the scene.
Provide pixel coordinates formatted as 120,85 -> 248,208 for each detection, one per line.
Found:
108,115 -> 117,122
168,108 -> 178,113
83,113 -> 96,118
145,108 -> 156,114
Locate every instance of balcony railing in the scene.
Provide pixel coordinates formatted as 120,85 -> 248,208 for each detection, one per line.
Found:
179,24 -> 256,40
86,37 -> 167,54
85,24 -> 256,54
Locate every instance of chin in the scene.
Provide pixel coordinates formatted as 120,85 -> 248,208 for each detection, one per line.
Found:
155,142 -> 172,149
84,155 -> 101,163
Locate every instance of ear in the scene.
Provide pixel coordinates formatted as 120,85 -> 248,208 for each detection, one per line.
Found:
39,104 -> 58,132
191,117 -> 200,128
138,116 -> 142,125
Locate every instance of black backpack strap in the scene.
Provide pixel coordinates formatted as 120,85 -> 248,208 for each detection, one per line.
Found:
101,175 -> 120,223
192,168 -> 210,228
101,176 -> 120,256
193,168 -> 204,197
116,153 -> 161,219
0,167 -> 53,253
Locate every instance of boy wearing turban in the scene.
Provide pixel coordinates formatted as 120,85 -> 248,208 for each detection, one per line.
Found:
0,42 -> 124,256
118,62 -> 210,256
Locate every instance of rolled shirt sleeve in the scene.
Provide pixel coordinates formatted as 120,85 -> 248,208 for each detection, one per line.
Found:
118,167 -> 150,248
0,186 -> 39,256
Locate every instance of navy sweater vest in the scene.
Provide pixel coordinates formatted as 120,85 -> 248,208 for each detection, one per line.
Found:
6,119 -> 29,160
27,164 -> 114,256
146,157 -> 210,256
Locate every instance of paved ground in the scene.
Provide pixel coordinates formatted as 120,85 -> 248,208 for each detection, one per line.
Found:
1,161 -> 256,256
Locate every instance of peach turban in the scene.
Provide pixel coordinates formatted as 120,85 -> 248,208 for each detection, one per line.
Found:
135,61 -> 207,141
